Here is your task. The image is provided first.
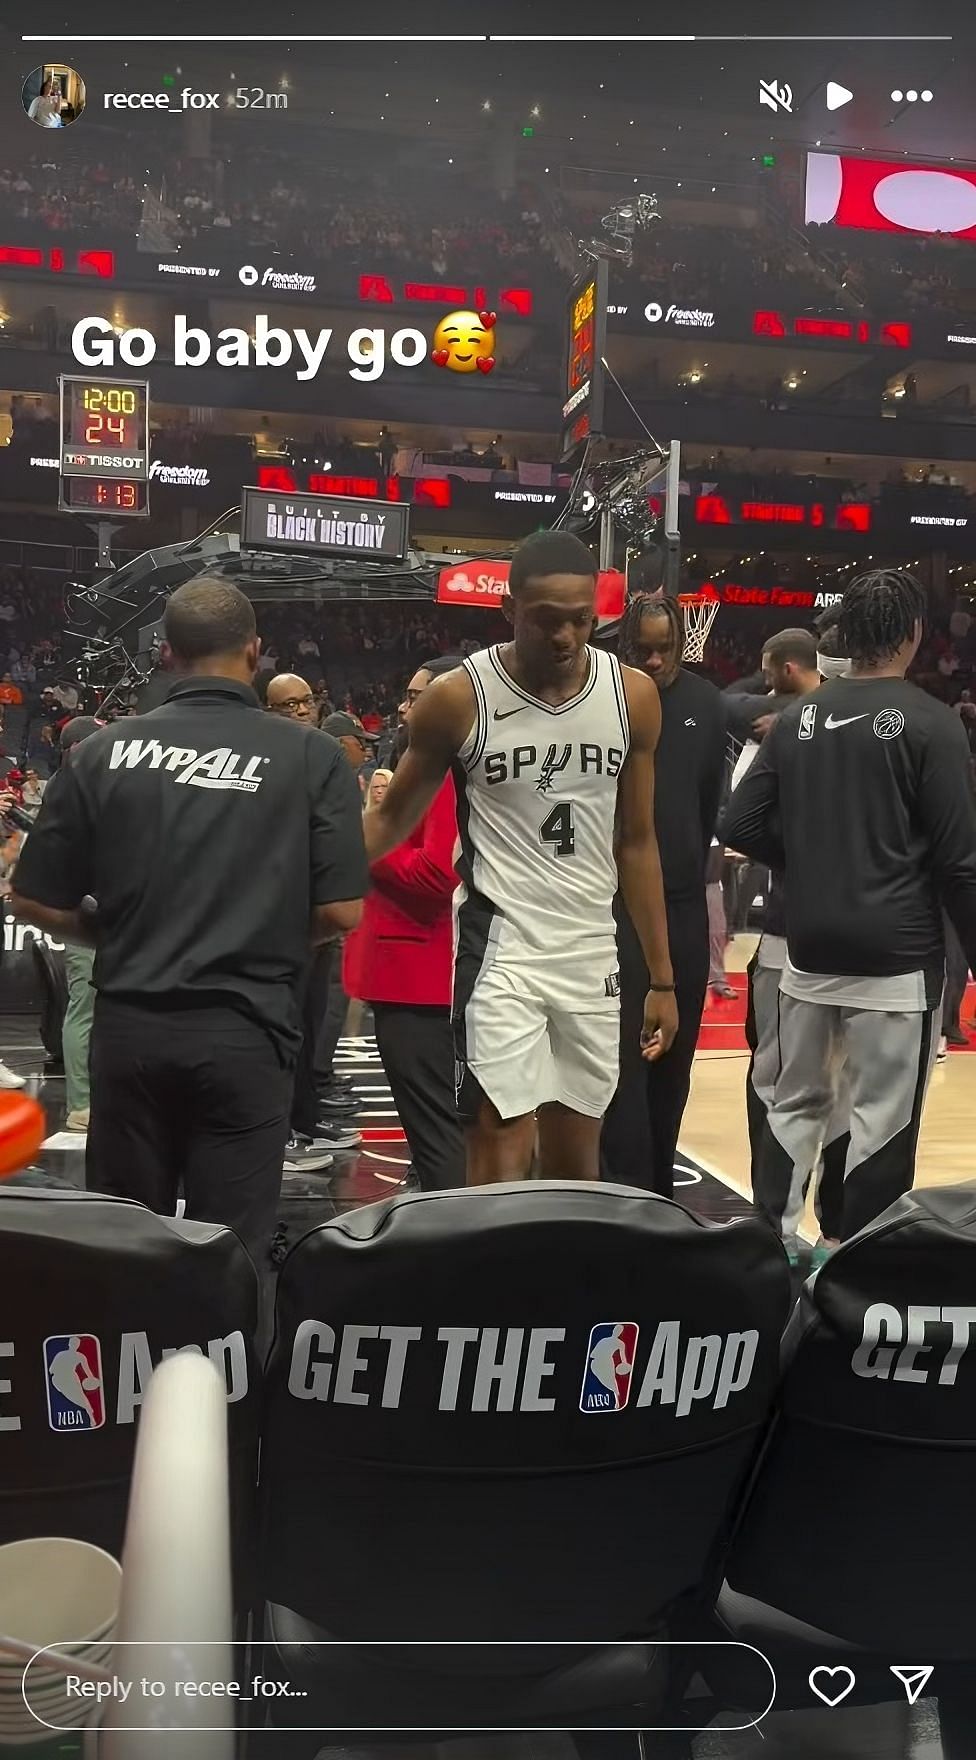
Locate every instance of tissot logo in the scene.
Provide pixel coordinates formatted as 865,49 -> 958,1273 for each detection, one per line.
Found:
108,739 -> 269,791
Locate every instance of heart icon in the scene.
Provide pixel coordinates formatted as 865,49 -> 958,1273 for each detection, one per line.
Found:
476,356 -> 495,374
431,348 -> 449,368
479,311 -> 497,330
808,1666 -> 856,1708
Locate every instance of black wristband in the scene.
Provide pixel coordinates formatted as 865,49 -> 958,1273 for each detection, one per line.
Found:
648,982 -> 676,993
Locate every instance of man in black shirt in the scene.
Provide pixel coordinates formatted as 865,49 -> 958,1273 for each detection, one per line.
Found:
722,570 -> 976,1243
601,593 -> 728,1195
12,579 -> 368,1262
265,671 -> 362,1168
729,627 -> 846,1256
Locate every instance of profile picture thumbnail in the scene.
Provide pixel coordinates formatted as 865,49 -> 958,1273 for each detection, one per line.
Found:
22,64 -> 86,129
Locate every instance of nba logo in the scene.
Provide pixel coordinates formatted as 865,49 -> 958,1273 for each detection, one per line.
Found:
579,1322 -> 639,1414
798,703 -> 817,741
43,1335 -> 105,1432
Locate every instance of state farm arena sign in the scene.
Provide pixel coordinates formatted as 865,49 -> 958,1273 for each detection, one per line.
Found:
437,561 -> 626,621
687,584 -> 844,610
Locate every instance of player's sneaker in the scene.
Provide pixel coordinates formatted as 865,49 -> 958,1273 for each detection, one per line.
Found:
283,1136 -> 334,1173
0,1061 -> 26,1089
312,1118 -> 362,1151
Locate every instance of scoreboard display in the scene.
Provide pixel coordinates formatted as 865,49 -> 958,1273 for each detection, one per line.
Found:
59,376 -> 150,517
561,259 -> 608,463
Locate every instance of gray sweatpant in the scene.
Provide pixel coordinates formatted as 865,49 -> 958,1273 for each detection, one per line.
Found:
754,991 -> 940,1243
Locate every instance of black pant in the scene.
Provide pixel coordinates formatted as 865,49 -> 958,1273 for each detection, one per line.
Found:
601,895 -> 709,1199
944,912 -> 969,1039
86,997 -> 293,1265
313,951 -> 348,1085
373,1001 -> 465,1191
292,946 -> 334,1138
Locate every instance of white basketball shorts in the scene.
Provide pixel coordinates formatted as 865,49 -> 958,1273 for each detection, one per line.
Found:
452,946 -> 620,1123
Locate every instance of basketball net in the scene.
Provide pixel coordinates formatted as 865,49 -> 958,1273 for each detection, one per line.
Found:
678,590 -> 720,665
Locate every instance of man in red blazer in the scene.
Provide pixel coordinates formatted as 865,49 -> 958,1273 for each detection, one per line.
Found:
344,655 -> 465,1190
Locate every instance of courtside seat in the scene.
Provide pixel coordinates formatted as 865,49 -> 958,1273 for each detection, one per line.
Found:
708,1184 -> 976,1740
0,1188 -> 262,1601
257,1181 -> 791,1744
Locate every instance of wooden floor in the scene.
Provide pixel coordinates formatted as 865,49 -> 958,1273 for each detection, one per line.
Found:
682,936 -> 976,1228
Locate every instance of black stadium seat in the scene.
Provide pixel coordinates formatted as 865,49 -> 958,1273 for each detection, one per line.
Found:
711,1184 -> 976,1741
0,1189 -> 262,1602
257,1181 -> 791,1742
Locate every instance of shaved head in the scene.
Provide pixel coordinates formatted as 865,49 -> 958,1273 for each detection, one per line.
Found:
266,672 -> 316,723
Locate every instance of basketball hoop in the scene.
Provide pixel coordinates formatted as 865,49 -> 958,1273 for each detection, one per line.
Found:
678,592 -> 720,665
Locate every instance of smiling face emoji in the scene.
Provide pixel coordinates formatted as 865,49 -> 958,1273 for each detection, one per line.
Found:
431,310 -> 495,374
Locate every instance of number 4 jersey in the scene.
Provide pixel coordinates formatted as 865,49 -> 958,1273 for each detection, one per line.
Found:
453,645 -> 631,978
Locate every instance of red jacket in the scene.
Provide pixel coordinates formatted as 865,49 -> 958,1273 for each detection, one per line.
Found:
342,775 -> 458,1007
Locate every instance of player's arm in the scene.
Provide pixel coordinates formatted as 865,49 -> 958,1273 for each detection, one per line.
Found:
307,735 -> 369,944
718,725 -> 785,870
364,670 -> 475,863
616,667 -> 678,1061
10,765 -> 95,946
699,691 -> 730,855
917,713 -> 976,975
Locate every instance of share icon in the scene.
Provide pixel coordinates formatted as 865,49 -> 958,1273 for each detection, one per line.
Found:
890,1665 -> 934,1706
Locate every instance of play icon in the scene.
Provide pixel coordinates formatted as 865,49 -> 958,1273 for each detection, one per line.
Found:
890,1665 -> 934,1705
827,81 -> 854,110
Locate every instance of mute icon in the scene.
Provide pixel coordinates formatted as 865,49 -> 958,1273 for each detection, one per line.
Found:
890,1665 -> 934,1706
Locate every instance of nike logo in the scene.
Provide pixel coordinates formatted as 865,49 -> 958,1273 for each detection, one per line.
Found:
494,705 -> 526,721
824,713 -> 868,730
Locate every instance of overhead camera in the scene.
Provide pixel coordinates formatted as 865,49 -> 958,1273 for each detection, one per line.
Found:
578,192 -> 659,268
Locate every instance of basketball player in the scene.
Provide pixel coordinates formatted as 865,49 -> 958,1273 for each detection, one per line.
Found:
365,530 -> 677,1184
601,593 -> 727,1196
730,625 -> 846,1259
722,569 -> 976,1243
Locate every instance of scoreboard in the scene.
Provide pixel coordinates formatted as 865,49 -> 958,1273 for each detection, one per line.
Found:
560,260 -> 608,463
59,376 -> 150,517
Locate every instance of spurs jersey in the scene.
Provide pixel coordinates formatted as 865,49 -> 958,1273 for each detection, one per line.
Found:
454,644 -> 631,968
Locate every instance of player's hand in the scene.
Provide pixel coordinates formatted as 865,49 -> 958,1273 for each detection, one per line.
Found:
641,989 -> 678,1061
752,712 -> 779,739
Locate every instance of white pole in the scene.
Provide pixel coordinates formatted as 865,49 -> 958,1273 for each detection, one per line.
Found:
99,1353 -> 235,1760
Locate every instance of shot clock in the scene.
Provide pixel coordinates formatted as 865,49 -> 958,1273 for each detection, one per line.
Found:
58,375 -> 150,517
560,260 -> 608,463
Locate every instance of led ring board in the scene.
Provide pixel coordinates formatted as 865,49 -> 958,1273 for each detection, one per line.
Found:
59,374 -> 150,516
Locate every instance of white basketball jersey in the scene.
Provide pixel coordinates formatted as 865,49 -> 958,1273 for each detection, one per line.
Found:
454,644 -> 631,967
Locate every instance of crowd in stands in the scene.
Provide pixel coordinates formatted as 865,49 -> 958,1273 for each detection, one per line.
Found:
0,155 -> 143,235
804,224 -> 976,318
169,152 -> 560,280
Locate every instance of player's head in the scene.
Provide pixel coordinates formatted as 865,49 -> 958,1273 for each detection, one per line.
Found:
266,672 -> 315,723
618,592 -> 685,688
837,569 -> 926,675
816,621 -> 851,679
761,628 -> 820,696
505,531 -> 597,682
399,654 -> 466,727
163,577 -> 259,681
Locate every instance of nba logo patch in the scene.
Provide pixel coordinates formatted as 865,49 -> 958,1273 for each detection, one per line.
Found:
43,1334 -> 105,1432
580,1322 -> 639,1413
798,703 -> 817,741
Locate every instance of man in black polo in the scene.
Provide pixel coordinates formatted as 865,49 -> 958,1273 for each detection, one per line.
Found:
11,578 -> 367,1262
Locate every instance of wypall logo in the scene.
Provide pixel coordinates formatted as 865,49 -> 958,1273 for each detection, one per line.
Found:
109,739 -> 270,791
